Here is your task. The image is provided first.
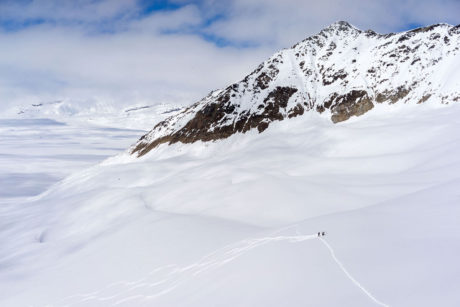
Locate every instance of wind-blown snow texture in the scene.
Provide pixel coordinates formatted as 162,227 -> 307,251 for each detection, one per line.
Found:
2,22 -> 460,307
132,21 -> 460,156
2,102 -> 460,306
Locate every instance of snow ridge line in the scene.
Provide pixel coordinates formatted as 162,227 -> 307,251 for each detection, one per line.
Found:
319,238 -> 390,307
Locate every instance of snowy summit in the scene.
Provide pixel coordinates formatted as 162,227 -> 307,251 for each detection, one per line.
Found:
132,21 -> 460,156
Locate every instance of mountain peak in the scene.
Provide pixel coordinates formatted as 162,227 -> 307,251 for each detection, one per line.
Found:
131,22 -> 460,157
329,20 -> 353,28
323,21 -> 359,32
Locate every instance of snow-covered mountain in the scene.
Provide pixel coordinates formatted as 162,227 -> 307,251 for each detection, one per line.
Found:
2,22 -> 460,307
4,99 -> 183,130
132,21 -> 460,156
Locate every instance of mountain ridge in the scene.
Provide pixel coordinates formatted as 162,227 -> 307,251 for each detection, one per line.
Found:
132,21 -> 460,157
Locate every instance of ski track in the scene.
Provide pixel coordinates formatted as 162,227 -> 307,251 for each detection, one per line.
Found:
319,238 -> 390,307
46,233 -> 388,307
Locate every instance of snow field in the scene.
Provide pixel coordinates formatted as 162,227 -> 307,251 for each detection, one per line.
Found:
1,102 -> 460,306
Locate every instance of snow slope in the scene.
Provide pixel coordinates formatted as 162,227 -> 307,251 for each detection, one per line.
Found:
0,118 -> 146,199
2,101 -> 460,306
0,100 -> 183,199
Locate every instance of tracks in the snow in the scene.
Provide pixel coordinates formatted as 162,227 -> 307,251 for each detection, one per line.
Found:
53,232 -> 389,307
319,237 -> 390,307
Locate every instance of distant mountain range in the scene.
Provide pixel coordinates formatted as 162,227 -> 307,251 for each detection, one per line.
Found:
8,100 -> 183,130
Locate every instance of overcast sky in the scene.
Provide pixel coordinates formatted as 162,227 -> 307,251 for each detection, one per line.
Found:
0,0 -> 459,110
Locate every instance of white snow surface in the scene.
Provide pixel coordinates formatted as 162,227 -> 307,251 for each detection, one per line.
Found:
2,99 -> 183,130
0,118 -> 146,200
0,101 -> 181,199
1,101 -> 460,306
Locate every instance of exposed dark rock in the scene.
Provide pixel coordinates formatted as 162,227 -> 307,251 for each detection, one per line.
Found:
316,105 -> 325,113
254,65 -> 279,91
330,91 -> 374,123
255,72 -> 272,90
375,86 -> 410,104
367,68 -> 376,74
417,94 -> 431,104
430,33 -> 441,40
365,30 -> 377,37
288,103 -> 305,118
324,93 -> 338,109
448,24 -> 460,35
257,121 -> 269,133
132,87 -> 298,157
323,69 -> 348,85
398,44 -> 411,54
397,33 -> 415,43
326,21 -> 355,33
408,24 -> 443,34
327,42 -> 337,51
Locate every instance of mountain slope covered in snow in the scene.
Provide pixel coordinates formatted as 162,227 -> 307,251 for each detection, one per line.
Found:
132,21 -> 460,156
2,102 -> 460,307
2,22 -> 460,307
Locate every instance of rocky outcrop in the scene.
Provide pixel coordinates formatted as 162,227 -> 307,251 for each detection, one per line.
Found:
132,86 -> 298,156
131,21 -> 460,157
376,86 -> 411,104
330,91 -> 374,123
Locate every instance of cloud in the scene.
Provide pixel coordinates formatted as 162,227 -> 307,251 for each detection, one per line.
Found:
130,5 -> 202,33
205,0 -> 460,48
0,2 -> 271,110
0,0 -> 458,112
0,0 -> 138,24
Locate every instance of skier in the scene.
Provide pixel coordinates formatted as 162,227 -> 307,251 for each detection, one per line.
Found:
322,231 -> 326,236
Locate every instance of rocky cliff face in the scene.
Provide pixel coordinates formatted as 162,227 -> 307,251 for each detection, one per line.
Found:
132,21 -> 460,157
